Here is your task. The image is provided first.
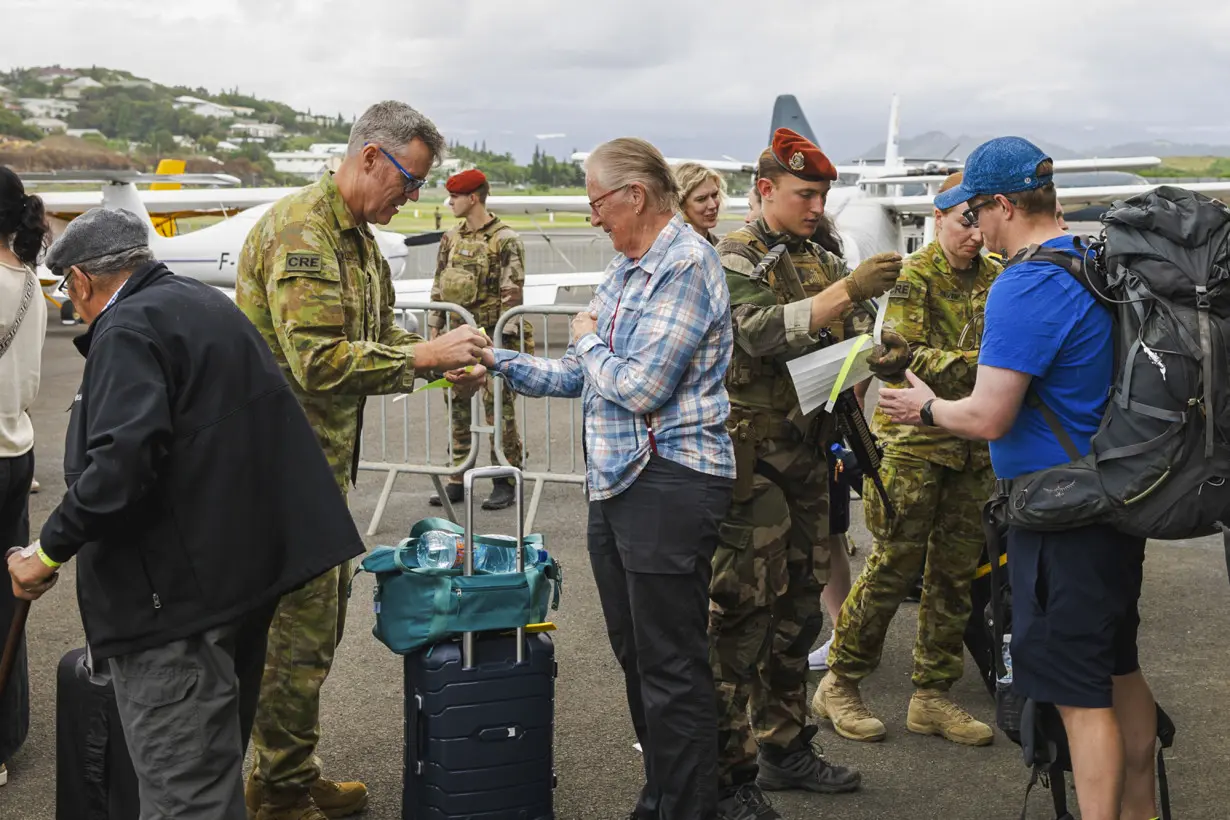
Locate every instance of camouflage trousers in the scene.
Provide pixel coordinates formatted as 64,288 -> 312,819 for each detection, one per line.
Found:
829,451 -> 993,690
709,439 -> 831,787
250,555 -> 354,791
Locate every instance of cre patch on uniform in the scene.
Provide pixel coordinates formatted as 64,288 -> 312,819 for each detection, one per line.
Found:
889,282 -> 912,299
285,252 -> 323,272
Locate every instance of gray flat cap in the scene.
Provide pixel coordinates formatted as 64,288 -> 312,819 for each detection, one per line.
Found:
45,207 -> 150,273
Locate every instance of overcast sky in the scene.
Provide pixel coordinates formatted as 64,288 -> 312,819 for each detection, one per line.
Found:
6,0 -> 1230,163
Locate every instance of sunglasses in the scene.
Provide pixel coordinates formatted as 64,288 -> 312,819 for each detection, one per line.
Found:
960,196 -> 1016,228
368,142 -> 426,194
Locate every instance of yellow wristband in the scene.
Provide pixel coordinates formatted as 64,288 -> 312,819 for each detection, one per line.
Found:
37,546 -> 62,569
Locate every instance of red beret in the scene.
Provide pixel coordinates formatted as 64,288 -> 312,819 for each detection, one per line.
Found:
445,169 -> 487,195
770,128 -> 837,182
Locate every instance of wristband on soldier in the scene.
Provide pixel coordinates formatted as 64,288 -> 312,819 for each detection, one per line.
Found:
919,398 -> 937,427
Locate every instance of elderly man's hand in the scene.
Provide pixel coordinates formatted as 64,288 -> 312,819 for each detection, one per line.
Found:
420,325 -> 490,372
877,370 -> 937,426
8,545 -> 59,601
571,310 -> 598,344
445,364 -> 488,399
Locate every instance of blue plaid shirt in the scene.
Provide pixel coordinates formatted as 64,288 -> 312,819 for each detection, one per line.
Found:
492,215 -> 735,500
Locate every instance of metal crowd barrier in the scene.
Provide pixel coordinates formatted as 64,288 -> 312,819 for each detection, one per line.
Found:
357,300 -> 481,535
492,305 -> 590,532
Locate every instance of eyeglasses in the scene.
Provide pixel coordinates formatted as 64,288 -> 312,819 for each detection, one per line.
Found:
960,196 -> 1015,228
55,268 -> 77,294
367,142 -> 426,194
588,185 -> 628,212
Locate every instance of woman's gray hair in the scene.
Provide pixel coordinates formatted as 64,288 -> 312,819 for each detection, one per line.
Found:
347,101 -> 447,165
76,246 -> 156,276
585,138 -> 679,214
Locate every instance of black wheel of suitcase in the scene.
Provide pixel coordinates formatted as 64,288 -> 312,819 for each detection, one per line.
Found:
402,466 -> 556,820
55,648 -> 140,820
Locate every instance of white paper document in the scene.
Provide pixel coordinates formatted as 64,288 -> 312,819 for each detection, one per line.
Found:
786,297 -> 889,415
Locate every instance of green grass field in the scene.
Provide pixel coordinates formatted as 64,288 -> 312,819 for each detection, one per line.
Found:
1152,156 -> 1230,178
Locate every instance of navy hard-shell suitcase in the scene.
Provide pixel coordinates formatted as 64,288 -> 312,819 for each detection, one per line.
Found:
402,466 -> 556,820
55,648 -> 140,820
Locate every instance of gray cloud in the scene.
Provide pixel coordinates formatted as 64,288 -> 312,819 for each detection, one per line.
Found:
5,0 -> 1229,161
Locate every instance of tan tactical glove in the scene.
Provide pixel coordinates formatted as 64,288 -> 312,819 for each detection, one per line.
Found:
846,252 -> 904,303
866,328 -> 911,381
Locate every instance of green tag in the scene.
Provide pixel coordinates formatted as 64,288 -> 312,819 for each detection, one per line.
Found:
414,366 -> 475,393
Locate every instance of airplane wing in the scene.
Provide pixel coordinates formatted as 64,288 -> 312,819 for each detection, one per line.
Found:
878,180 -> 1230,217
569,152 -> 754,174
485,194 -> 751,215
393,272 -> 607,308
37,185 -> 305,217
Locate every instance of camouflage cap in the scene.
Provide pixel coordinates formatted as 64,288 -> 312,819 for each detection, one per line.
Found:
45,207 -> 149,273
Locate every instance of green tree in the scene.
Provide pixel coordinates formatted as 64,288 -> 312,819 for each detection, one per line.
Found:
0,110 -> 42,141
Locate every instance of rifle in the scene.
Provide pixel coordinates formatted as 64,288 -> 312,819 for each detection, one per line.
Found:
832,390 -> 895,522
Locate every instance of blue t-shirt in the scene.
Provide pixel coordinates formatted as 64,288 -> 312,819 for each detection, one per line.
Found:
978,236 -> 1114,479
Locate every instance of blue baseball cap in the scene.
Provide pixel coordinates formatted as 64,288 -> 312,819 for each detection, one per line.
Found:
934,136 -> 1052,211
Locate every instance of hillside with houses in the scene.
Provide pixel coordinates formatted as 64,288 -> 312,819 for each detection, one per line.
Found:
0,65 -> 384,185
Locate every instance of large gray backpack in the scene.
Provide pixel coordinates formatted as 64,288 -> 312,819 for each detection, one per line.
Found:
994,186 -> 1230,550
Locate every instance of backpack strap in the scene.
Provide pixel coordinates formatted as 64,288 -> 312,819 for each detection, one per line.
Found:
1025,388 -> 1083,461
1004,238 -> 1110,308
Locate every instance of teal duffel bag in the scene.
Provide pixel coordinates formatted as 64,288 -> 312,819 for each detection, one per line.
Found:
357,517 -> 562,655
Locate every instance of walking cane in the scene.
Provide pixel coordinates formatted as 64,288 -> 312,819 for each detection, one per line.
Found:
0,598 -> 30,698
1,546 -> 40,698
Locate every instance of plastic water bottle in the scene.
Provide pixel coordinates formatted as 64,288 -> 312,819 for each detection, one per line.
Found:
416,530 -> 465,569
474,542 -> 519,574
998,633 -> 1013,685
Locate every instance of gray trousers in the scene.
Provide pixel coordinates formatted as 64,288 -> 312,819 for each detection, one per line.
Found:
104,604 -> 276,820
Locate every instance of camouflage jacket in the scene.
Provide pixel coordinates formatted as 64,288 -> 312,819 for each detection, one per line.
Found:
873,240 -> 1001,470
429,215 -> 525,332
719,218 -> 871,426
236,172 -> 425,490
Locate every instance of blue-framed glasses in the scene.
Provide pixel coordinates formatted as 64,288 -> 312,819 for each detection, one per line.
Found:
367,142 -> 426,194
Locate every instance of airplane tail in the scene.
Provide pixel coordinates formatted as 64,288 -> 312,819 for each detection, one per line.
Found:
884,94 -> 901,170
101,182 -> 160,237
769,95 -> 818,146
150,159 -> 185,237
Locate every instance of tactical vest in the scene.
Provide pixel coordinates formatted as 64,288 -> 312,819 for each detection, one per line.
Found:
436,221 -> 514,328
720,221 -> 849,416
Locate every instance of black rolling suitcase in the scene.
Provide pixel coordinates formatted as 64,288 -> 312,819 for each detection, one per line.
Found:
402,466 -> 556,820
55,648 -> 139,820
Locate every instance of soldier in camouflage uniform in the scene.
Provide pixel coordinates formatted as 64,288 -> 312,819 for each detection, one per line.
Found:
710,128 -> 910,820
815,172 -> 1002,748
427,168 -> 533,511
235,101 -> 490,820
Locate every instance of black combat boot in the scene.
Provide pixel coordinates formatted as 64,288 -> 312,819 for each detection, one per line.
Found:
428,482 -> 464,507
716,783 -> 782,820
482,478 -> 515,510
756,725 -> 861,794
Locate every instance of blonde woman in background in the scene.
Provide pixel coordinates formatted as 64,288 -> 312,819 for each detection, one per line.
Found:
674,161 -> 726,245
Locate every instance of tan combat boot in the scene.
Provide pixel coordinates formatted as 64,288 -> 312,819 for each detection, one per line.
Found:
906,689 -> 994,746
251,788 -> 328,820
812,672 -> 886,742
247,774 -> 369,820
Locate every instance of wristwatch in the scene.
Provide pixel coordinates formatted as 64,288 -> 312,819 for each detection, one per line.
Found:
919,398 -> 937,427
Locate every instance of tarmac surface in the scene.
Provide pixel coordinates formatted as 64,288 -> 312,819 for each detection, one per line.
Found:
5,310 -> 1230,820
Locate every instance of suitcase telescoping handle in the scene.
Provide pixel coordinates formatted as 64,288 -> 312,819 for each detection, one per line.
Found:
462,465 -> 525,669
